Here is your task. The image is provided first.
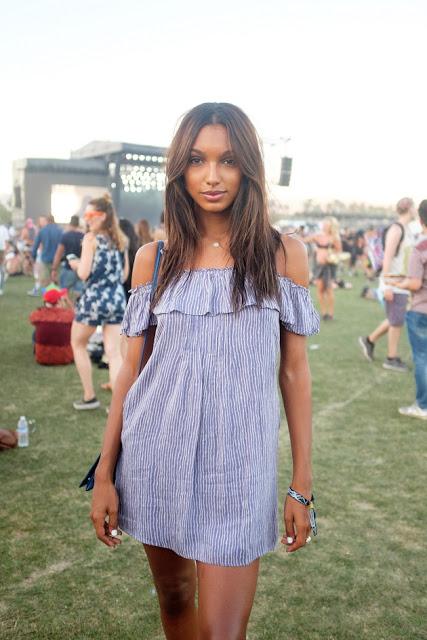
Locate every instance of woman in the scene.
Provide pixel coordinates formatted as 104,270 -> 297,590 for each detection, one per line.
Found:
119,218 -> 140,301
70,194 -> 129,410
308,217 -> 342,320
90,103 -> 319,638
135,218 -> 154,246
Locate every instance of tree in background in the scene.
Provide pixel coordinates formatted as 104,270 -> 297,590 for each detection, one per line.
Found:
0,203 -> 12,226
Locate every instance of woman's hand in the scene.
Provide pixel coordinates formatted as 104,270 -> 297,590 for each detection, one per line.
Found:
383,288 -> 394,302
90,479 -> 121,548
282,495 -> 312,553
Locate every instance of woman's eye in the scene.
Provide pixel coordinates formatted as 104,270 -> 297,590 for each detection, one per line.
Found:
189,157 -> 202,165
223,158 -> 236,166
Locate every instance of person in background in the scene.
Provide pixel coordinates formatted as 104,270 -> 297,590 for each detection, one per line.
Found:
69,194 -> 129,410
4,240 -> 23,276
19,218 -> 37,276
305,217 -> 342,321
135,218 -> 154,246
29,286 -> 74,365
28,216 -> 47,296
31,214 -> 63,288
51,215 -> 84,297
152,210 -> 167,241
386,200 -> 427,418
0,221 -> 10,295
20,218 -> 37,248
359,197 -> 417,372
119,218 -> 139,301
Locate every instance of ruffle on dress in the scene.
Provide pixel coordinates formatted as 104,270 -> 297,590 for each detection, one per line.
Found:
120,282 -> 157,336
121,268 -> 320,337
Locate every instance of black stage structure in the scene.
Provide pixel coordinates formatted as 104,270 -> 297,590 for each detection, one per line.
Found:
13,141 -> 167,225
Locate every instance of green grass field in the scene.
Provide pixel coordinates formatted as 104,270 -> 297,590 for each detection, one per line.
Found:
0,275 -> 426,640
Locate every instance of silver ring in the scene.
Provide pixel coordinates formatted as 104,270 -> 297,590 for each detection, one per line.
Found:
110,529 -> 118,538
306,536 -> 312,543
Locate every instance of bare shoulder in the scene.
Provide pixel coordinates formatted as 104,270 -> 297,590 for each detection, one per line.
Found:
276,233 -> 310,287
131,241 -> 163,287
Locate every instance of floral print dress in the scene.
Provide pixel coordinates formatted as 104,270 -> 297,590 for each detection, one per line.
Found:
75,234 -> 126,326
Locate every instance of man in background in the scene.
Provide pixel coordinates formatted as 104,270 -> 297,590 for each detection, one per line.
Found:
51,215 -> 84,297
385,200 -> 427,419
359,197 -> 417,372
31,214 -> 63,288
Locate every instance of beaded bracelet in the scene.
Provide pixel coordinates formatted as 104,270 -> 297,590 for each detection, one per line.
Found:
287,487 -> 318,536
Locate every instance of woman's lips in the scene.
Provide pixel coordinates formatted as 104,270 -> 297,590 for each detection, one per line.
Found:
201,191 -> 226,202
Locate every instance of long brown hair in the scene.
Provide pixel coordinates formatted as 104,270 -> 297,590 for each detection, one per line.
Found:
155,102 -> 284,309
89,193 -> 127,252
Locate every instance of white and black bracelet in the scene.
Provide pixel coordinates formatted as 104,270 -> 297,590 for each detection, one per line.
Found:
287,486 -> 318,536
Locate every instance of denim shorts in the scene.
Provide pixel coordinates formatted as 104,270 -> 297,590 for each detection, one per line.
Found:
385,293 -> 409,327
60,268 -> 83,294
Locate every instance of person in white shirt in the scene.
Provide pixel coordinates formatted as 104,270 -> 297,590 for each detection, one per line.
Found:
358,197 -> 417,372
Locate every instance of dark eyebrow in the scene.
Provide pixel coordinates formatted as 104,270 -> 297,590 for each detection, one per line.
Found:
190,148 -> 234,157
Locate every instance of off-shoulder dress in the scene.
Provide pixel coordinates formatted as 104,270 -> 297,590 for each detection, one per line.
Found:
115,267 -> 319,566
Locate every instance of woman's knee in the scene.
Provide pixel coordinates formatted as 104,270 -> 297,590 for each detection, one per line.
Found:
198,618 -> 246,640
155,575 -> 195,618
71,332 -> 88,351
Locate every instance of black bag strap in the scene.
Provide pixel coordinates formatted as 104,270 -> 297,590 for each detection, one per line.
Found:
138,240 -> 164,374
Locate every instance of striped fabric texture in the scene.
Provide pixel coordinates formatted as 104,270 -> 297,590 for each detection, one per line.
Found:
115,268 -> 319,566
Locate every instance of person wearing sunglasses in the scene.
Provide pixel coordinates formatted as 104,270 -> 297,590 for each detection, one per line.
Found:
69,194 -> 129,410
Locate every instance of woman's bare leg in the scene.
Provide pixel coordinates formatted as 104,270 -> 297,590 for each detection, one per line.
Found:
197,558 -> 260,640
325,286 -> 335,317
315,280 -> 327,316
102,323 -> 122,389
71,321 -> 97,400
144,544 -> 198,640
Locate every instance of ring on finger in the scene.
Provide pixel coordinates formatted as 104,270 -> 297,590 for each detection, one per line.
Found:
306,536 -> 312,543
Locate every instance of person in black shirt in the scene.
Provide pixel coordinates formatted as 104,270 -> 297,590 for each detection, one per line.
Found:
51,215 -> 84,295
119,218 -> 139,301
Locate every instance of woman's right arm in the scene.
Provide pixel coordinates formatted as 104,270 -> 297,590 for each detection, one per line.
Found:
90,335 -> 144,547
90,241 -> 160,547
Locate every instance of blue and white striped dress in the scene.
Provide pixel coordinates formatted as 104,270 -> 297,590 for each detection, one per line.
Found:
115,267 -> 319,566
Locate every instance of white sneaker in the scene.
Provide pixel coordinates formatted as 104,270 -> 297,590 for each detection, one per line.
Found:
398,404 -> 427,420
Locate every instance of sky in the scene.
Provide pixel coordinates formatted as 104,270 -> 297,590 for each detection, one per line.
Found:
1,0 -> 426,207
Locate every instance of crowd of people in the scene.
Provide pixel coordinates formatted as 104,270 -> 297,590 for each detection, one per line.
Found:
277,198 -> 427,422
3,194 -> 426,423
0,206 -> 164,399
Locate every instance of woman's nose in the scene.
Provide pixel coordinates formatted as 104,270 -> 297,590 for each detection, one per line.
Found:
206,162 -> 220,186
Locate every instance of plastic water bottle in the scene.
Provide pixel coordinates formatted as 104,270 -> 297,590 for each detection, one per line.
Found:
17,416 -> 29,448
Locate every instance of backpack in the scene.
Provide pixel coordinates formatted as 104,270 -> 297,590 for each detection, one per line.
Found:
368,223 -> 405,275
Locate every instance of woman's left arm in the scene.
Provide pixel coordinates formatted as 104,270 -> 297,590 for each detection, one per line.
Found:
278,235 -> 314,553
333,234 -> 342,252
279,330 -> 313,553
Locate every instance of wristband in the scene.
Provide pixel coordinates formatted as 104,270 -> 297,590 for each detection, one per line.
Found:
288,486 -> 318,536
